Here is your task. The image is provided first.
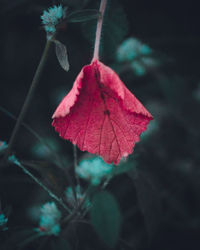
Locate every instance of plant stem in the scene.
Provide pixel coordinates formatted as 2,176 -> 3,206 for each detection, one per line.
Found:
6,40 -> 52,158
61,184 -> 92,227
73,145 -> 80,188
61,191 -> 87,226
93,0 -> 108,60
0,105 -> 77,197
9,156 -> 71,213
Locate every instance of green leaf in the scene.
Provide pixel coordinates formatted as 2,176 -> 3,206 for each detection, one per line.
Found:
82,1 -> 129,58
53,40 -> 70,72
67,9 -> 100,23
90,191 -> 121,248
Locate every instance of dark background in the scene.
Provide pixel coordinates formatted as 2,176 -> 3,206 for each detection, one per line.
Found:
0,0 -> 200,249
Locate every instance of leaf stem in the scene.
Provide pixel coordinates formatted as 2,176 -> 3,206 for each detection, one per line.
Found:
93,0 -> 108,60
6,40 -> 52,158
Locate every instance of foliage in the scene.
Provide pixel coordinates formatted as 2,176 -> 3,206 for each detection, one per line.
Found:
90,191 -> 121,247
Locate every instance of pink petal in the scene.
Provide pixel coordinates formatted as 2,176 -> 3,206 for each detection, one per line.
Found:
52,59 -> 153,164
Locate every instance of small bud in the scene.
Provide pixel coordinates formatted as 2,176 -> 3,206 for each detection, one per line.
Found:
38,202 -> 61,236
41,5 -> 64,40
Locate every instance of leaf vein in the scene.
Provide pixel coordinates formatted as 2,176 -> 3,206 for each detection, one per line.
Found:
82,97 -> 94,149
99,115 -> 107,155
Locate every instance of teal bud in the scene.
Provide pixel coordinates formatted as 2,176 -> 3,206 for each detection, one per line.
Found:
39,202 -> 61,236
76,157 -> 114,185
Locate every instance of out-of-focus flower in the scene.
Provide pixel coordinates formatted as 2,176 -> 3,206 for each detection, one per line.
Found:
38,202 -> 61,236
116,38 -> 152,63
31,138 -> 60,159
41,5 -> 64,39
0,213 -> 8,227
140,57 -> 159,68
0,141 -> 8,155
130,61 -> 146,76
65,185 -> 90,208
75,157 -> 114,185
116,37 -> 159,76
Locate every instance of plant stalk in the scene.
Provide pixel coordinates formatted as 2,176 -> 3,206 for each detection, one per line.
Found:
6,40 -> 52,158
10,157 -> 71,213
73,145 -> 80,189
93,0 -> 108,60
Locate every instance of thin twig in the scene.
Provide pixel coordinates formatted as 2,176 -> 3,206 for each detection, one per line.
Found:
0,106 -> 58,158
0,105 -> 75,193
6,40 -> 52,158
9,156 -> 71,214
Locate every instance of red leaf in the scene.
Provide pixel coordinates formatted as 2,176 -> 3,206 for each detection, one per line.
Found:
52,59 -> 153,164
